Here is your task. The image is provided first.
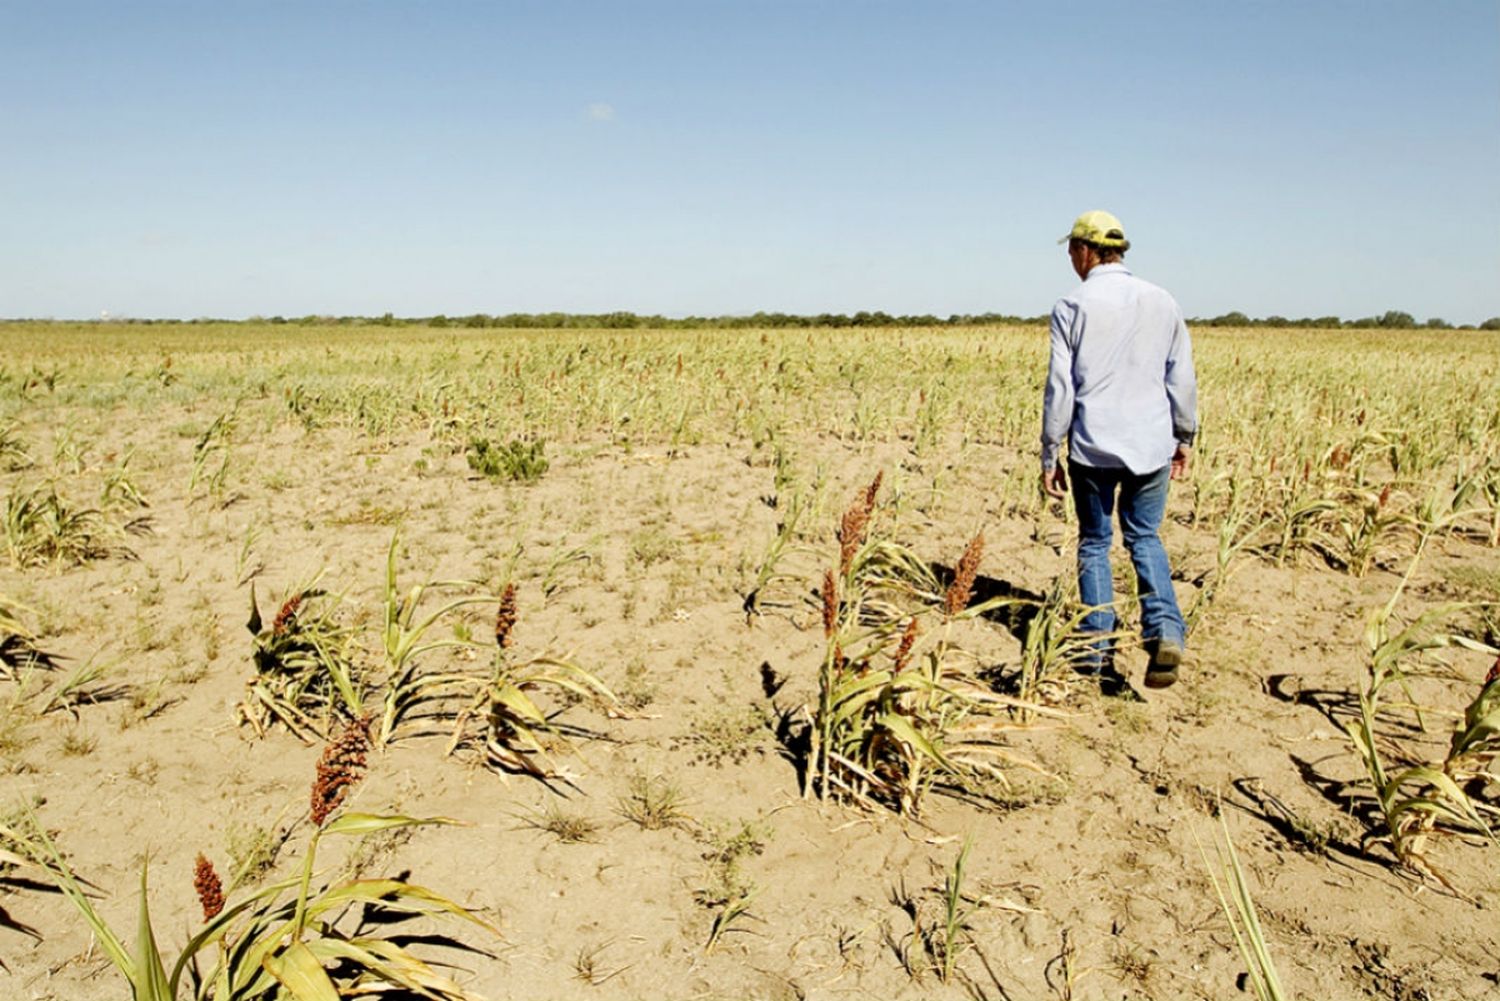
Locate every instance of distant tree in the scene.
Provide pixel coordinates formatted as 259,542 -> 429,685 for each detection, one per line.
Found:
1376,310 -> 1416,329
428,314 -> 449,328
1207,311 -> 1251,327
1424,317 -> 1451,329
1480,317 -> 1500,331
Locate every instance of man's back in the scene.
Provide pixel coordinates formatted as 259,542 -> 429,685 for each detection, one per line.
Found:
1044,263 -> 1196,475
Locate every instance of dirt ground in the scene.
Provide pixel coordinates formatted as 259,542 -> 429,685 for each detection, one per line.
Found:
3,343 -> 1500,1001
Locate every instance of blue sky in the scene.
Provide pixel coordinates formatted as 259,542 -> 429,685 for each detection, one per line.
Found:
3,1 -> 1497,322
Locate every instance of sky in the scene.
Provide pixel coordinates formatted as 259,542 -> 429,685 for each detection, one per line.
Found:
2,1 -> 1497,323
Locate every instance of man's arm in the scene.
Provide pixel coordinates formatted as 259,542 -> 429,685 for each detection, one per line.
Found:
1164,307 -> 1197,448
1040,301 -> 1076,496
1164,307 -> 1197,481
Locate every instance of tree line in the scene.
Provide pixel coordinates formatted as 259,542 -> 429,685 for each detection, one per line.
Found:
8,309 -> 1499,330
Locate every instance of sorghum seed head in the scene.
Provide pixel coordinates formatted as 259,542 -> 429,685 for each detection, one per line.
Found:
495,583 -> 518,649
310,715 -> 372,826
272,593 -> 304,637
837,505 -> 868,576
193,854 -> 224,920
835,473 -> 882,575
944,532 -> 985,618
892,617 -> 920,674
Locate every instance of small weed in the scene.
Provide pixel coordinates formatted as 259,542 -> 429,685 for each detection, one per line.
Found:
125,757 -> 160,784
1111,941 -> 1154,986
618,656 -> 657,709
522,803 -> 601,844
617,774 -> 691,831
694,818 -> 768,953
676,704 -> 768,767
573,941 -> 628,986
59,728 -> 97,757
629,524 -> 679,569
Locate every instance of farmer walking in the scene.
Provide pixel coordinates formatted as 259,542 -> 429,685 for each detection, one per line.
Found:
1040,210 -> 1198,689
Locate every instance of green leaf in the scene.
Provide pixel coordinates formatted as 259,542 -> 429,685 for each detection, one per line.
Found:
875,713 -> 952,769
307,879 -> 500,935
247,582 -> 262,635
306,937 -> 473,998
263,941 -> 340,1001
134,865 -> 173,1001
491,683 -> 548,725
319,812 -> 458,838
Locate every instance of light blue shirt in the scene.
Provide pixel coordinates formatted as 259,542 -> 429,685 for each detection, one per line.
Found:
1041,263 -> 1197,474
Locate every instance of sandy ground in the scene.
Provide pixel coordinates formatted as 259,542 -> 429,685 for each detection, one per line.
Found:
2,390 -> 1499,1001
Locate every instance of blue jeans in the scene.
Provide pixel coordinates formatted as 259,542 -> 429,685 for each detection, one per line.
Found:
1068,461 -> 1186,661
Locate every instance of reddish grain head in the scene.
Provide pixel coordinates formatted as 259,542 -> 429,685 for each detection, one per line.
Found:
836,474 -> 882,576
193,854 -> 224,920
891,617 -> 920,674
495,583 -> 518,649
943,532 -> 985,618
272,593 -> 304,637
310,715 -> 372,826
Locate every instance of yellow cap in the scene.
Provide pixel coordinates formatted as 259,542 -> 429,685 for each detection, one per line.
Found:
1060,210 -> 1130,249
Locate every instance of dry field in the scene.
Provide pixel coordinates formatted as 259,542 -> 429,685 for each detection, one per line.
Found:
1,321 -> 1498,1001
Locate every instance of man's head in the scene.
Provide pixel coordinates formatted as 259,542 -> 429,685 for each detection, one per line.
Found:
1061,210 -> 1129,279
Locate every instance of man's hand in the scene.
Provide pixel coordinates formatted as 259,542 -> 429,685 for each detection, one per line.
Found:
1170,444 -> 1192,481
1040,464 -> 1068,499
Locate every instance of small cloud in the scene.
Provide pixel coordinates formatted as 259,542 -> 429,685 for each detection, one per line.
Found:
586,102 -> 615,122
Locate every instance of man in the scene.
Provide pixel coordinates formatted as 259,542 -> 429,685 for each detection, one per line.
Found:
1040,210 -> 1197,690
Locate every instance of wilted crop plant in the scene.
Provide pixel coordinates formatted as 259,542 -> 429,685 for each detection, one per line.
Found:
447,582 -> 616,783
804,476 -> 1048,814
376,531 -> 501,746
241,577 -> 364,741
3,485 -> 124,568
1347,581 -> 1499,886
15,716 -> 496,1000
